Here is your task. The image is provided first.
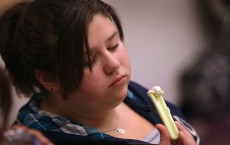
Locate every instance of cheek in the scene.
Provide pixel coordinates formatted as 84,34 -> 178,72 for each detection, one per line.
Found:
120,48 -> 131,70
70,87 -> 100,106
82,69 -> 101,87
78,72 -> 103,100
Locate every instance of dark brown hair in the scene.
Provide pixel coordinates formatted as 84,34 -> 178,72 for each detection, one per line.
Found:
0,0 -> 124,98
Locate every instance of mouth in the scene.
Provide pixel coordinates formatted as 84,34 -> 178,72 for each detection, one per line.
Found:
109,75 -> 126,87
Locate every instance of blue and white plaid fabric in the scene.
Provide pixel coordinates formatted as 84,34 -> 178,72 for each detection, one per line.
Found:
16,89 -> 200,144
16,93 -> 112,139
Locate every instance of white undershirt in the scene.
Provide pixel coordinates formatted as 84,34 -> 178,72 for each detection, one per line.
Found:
142,128 -> 160,144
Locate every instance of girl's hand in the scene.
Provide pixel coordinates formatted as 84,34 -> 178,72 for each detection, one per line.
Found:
156,121 -> 197,145
173,121 -> 197,145
156,123 -> 171,145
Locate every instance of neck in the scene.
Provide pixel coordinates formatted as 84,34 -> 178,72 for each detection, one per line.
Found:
77,109 -> 118,131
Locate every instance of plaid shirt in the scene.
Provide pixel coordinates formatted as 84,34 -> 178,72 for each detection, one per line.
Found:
16,82 -> 200,145
17,93 -> 111,138
16,90 -> 137,139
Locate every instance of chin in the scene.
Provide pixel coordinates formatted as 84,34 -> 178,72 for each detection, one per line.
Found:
118,86 -> 128,101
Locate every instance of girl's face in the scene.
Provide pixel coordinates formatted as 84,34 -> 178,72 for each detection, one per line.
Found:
67,14 -> 131,113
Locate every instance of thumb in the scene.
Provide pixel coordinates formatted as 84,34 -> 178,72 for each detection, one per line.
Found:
156,124 -> 171,145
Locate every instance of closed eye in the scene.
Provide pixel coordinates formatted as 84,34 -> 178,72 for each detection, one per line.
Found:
107,43 -> 119,52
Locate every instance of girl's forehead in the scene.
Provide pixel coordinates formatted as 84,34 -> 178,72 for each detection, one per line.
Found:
88,14 -> 116,33
87,14 -> 117,46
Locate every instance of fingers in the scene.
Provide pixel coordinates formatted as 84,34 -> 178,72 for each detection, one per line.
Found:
9,126 -> 54,145
156,122 -> 197,145
24,128 -> 54,145
176,121 -> 193,139
156,124 -> 171,145
173,121 -> 197,145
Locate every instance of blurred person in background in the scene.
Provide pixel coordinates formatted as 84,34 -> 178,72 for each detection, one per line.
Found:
0,66 -> 12,143
0,67 -> 54,145
179,0 -> 230,145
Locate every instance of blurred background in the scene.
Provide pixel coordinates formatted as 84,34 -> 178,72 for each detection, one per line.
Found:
1,0 -> 230,145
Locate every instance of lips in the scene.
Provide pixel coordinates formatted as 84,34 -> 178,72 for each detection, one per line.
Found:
109,75 -> 126,87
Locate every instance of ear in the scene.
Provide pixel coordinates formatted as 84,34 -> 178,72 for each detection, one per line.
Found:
34,70 -> 58,93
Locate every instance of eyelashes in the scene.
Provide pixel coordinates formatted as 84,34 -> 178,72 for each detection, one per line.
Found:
84,42 -> 120,67
107,43 -> 119,51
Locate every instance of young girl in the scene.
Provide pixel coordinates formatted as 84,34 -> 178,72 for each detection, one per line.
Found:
0,0 -> 200,144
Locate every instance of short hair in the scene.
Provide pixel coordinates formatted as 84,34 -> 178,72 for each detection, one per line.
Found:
0,0 -> 124,98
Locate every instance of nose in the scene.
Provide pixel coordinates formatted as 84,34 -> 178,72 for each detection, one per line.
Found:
103,52 -> 120,74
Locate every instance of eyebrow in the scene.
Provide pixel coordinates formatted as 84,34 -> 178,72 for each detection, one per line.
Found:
106,31 -> 119,43
84,31 -> 119,55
